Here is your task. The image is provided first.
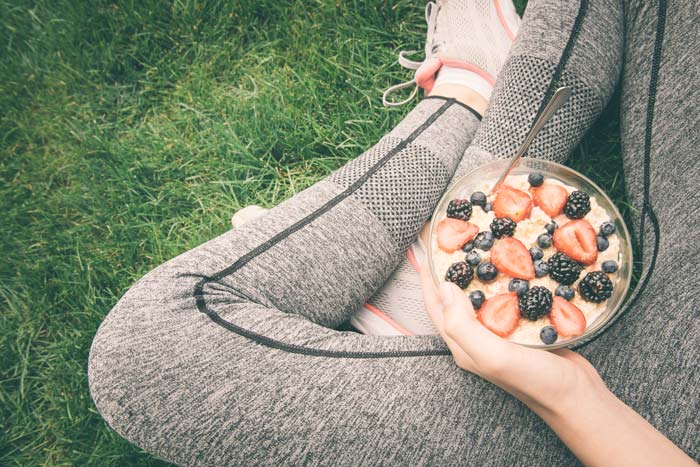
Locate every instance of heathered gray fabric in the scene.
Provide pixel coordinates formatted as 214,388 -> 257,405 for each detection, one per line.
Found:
89,1 -> 700,466
451,0 -> 624,183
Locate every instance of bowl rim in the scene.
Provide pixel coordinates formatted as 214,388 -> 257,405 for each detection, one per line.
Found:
427,158 -> 634,350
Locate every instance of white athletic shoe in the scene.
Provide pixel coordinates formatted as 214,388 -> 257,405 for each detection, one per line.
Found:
382,0 -> 521,106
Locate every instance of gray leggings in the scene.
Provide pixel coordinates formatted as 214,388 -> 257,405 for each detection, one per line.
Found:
88,0 -> 700,465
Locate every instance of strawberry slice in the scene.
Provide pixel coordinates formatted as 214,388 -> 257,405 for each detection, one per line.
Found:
530,184 -> 568,218
490,237 -> 535,280
494,186 -> 532,222
550,296 -> 587,337
552,219 -> 598,265
477,293 -> 521,337
436,218 -> 479,253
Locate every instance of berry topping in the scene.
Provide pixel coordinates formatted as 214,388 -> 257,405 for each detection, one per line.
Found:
477,293 -> 520,337
490,216 -> 517,239
596,235 -> 609,252
528,172 -> 544,187
578,271 -> 614,303
563,190 -> 591,219
436,218 -> 479,253
552,219 -> 598,265
445,262 -> 474,289
483,202 -> 493,213
465,250 -> 481,266
477,262 -> 498,282
534,260 -> 550,278
491,237 -> 535,280
508,278 -> 530,297
447,199 -> 473,221
470,191 -> 487,207
529,247 -> 544,261
518,286 -> 553,321
470,290 -> 485,310
473,231 -> 495,251
550,296 -> 586,337
540,326 -> 558,345
547,252 -> 583,285
530,184 -> 568,218
537,233 -> 553,248
545,221 -> 558,234
555,285 -> 575,301
599,221 -> 616,237
494,186 -> 532,222
461,240 -> 475,252
601,260 -> 618,273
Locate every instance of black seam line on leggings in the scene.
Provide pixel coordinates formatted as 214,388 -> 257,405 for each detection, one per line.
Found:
421,95 -> 482,121
531,0 -> 588,125
192,100 -> 458,358
573,0 -> 665,350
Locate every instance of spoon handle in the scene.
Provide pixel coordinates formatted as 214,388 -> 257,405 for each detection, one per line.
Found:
490,86 -> 572,195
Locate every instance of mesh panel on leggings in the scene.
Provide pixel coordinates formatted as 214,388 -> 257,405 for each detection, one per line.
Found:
475,55 -> 601,162
329,137 -> 448,252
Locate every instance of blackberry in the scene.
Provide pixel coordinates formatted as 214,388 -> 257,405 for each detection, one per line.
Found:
564,191 -> 591,219
540,326 -> 558,345
470,191 -> 487,207
445,262 -> 474,289
529,247 -> 544,261
601,260 -> 618,273
537,233 -> 553,248
578,271 -> 614,303
518,286 -> 553,321
476,262 -> 498,282
508,279 -> 529,297
528,172 -> 545,187
555,285 -> 575,301
470,290 -> 485,310
534,260 -> 550,278
599,221 -> 616,237
490,217 -> 516,239
548,252 -> 583,285
465,250 -> 481,266
447,199 -> 473,221
473,231 -> 495,251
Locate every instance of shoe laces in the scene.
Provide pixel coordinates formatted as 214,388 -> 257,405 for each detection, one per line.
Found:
382,1 -> 442,107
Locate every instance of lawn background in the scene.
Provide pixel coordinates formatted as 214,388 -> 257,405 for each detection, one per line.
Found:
0,1 -> 629,465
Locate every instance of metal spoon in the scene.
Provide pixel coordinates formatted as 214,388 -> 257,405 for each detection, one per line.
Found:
489,86 -> 572,195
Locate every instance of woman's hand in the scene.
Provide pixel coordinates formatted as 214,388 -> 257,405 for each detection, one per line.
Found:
419,261 -> 606,413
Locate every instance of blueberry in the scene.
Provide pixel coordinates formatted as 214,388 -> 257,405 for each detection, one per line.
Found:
601,260 -> 618,273
465,250 -> 481,266
528,172 -> 544,187
461,241 -> 475,252
555,285 -> 575,301
599,221 -> 616,237
537,233 -> 553,248
534,260 -> 550,278
540,326 -> 558,345
477,262 -> 498,282
545,221 -> 558,234
596,235 -> 609,252
529,247 -> 544,261
470,191 -> 487,207
483,202 -> 493,213
508,279 -> 530,297
470,290 -> 485,310
473,231 -> 495,251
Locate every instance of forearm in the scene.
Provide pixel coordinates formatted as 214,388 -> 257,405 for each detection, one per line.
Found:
529,381 -> 697,467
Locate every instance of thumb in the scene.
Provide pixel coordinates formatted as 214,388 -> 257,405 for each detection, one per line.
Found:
439,282 -> 475,338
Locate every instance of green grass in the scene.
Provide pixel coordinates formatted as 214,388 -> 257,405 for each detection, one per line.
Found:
0,1 -> 628,465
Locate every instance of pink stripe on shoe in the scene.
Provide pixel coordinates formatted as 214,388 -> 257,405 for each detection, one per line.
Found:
438,54 -> 496,86
406,246 -> 421,272
494,0 -> 516,42
362,303 -> 414,336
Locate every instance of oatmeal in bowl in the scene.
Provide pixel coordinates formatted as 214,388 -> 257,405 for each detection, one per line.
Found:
428,159 -> 632,349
